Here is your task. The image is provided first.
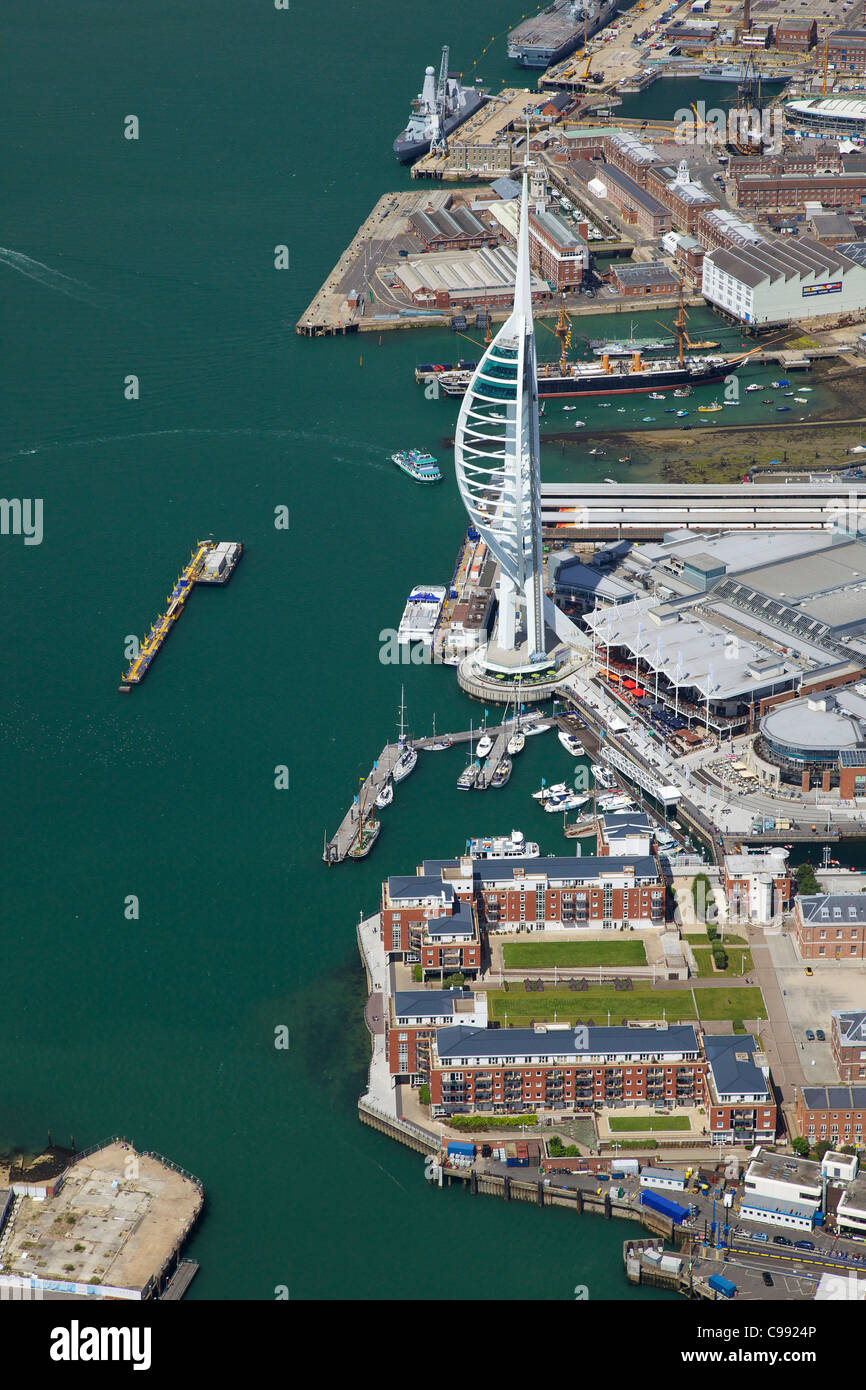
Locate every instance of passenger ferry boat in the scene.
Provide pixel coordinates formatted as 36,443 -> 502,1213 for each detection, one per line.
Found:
391,449 -> 442,483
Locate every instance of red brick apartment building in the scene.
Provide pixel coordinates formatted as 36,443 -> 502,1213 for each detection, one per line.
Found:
832,1010 -> 866,1081
796,1086 -> 866,1145
386,989 -> 488,1082
383,854 -> 666,941
426,1026 -> 776,1141
793,895 -> 866,961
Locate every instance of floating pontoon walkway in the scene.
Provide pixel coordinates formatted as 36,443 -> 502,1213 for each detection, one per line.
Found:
119,540 -> 242,690
323,716 -> 554,864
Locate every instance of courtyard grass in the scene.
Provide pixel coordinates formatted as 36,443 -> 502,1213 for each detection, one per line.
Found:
487,983 -> 767,1029
488,986 -> 697,1024
693,986 -> 767,1026
692,947 -> 754,979
502,940 -> 647,969
608,1115 -> 691,1133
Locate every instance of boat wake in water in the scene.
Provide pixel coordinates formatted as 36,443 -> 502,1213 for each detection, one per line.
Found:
0,246 -> 99,304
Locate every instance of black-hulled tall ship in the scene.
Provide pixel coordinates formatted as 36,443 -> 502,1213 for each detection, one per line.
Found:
434,301 -> 735,400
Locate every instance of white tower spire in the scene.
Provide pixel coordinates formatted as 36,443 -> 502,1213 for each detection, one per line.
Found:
454,171 -> 546,661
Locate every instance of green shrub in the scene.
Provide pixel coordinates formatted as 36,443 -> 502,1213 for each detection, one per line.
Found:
419,1084 -> 430,1107
412,964 -> 422,983
548,1135 -> 581,1157
447,1113 -> 538,1130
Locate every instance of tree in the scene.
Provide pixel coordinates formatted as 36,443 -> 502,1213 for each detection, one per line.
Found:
795,862 -> 820,896
811,1139 -> 834,1161
791,1136 -> 810,1157
692,872 -> 714,926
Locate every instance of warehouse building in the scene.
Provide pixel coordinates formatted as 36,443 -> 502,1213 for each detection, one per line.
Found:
701,235 -> 866,325
827,30 -> 866,75
408,205 -> 497,252
609,261 -> 680,296
394,244 -> 549,311
595,164 -> 672,236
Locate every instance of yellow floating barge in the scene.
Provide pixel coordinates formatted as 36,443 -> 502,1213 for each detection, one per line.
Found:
119,540 -> 242,691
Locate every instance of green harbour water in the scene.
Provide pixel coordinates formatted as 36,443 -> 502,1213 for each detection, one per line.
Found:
0,0 -> 769,1301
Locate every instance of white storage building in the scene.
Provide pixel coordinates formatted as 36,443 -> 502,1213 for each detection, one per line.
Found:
702,235 -> 866,325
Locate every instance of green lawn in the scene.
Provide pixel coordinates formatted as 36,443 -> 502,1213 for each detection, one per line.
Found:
692,948 -> 754,979
694,986 -> 767,1025
609,1115 -> 691,1133
487,983 -> 767,1028
488,987 -> 696,1024
503,940 -> 647,969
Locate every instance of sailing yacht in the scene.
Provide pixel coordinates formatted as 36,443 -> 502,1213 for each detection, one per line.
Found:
392,685 -> 417,783
491,757 -> 512,788
457,723 -> 477,790
375,781 -> 394,809
505,692 -> 525,756
426,715 -> 453,751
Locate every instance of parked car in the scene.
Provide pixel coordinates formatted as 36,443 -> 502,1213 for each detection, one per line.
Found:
805,966 -> 814,976
805,1029 -> 816,1041
816,1029 -> 826,1042
794,1239 -> 815,1251
762,1271 -> 774,1287
773,1235 -> 793,1246
750,1231 -> 769,1242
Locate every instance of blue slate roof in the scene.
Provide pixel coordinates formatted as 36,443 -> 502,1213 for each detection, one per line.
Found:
704,1034 -> 770,1098
435,1023 -> 699,1060
394,990 -> 469,1019
426,901 -> 475,937
387,875 -> 454,902
421,854 -> 659,881
802,1086 -> 866,1109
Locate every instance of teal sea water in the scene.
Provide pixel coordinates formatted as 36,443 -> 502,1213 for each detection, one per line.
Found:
0,1 -> 775,1300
